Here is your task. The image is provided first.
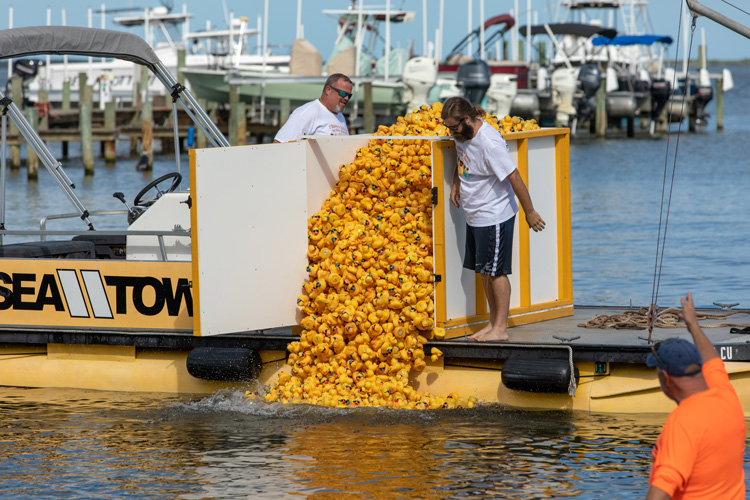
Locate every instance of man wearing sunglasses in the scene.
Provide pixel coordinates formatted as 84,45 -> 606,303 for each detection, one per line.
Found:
645,292 -> 745,500
441,96 -> 545,342
274,73 -> 353,143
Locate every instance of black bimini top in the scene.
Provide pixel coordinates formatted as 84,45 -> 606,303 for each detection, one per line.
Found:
518,23 -> 617,39
0,26 -> 160,72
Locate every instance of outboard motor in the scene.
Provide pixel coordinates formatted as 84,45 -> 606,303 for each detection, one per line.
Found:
6,59 -> 45,108
455,59 -> 491,106
693,69 -> 713,126
551,67 -> 578,126
12,58 -> 45,82
577,64 -> 601,100
485,73 -> 517,118
650,79 -> 671,122
401,57 -> 438,111
575,64 -> 602,124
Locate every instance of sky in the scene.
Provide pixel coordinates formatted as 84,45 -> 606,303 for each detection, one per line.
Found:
3,0 -> 749,62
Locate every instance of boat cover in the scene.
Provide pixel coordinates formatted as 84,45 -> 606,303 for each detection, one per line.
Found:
518,23 -> 617,39
0,27 -> 160,71
592,35 -> 673,46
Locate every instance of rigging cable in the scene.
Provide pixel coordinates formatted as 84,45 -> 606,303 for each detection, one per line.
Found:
647,2 -> 698,343
718,0 -> 750,18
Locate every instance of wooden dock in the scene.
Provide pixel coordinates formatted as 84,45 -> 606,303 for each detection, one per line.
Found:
4,72 -> 282,179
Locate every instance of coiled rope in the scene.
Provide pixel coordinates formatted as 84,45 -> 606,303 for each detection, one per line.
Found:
579,307 -> 750,330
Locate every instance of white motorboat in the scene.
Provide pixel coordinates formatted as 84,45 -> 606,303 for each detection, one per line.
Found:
16,3 -> 288,105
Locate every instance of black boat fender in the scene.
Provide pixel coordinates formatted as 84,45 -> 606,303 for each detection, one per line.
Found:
501,357 -> 580,394
186,347 -> 262,382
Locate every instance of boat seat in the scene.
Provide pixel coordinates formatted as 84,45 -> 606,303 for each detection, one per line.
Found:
0,240 -> 96,259
72,234 -> 126,259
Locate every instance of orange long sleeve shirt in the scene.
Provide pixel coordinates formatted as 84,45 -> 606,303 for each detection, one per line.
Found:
649,357 -> 746,499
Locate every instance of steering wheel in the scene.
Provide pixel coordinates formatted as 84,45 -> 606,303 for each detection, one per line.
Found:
133,172 -> 182,208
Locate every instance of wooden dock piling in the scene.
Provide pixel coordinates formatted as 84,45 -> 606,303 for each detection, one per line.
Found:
140,66 -> 153,168
196,99 -> 208,149
79,73 -> 94,175
280,99 -> 290,127
25,107 -> 39,180
595,75 -> 607,138
363,82 -> 374,133
9,75 -> 21,169
103,100 -> 117,162
229,85 -> 246,146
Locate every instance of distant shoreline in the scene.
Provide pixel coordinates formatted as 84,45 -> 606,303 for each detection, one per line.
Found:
668,59 -> 750,66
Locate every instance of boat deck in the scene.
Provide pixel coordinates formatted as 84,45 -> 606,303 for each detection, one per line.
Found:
2,306 -> 749,364
431,306 -> 750,364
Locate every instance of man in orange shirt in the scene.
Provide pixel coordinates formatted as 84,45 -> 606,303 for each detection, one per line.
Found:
645,292 -> 746,500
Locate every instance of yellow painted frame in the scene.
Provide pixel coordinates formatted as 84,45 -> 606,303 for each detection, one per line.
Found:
431,128 -> 573,336
189,148 -> 202,336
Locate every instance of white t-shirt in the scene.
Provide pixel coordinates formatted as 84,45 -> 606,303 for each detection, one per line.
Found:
454,120 -> 518,227
274,99 -> 349,142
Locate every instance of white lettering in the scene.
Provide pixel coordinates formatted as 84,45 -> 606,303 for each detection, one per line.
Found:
81,270 -> 113,319
57,270 -> 89,318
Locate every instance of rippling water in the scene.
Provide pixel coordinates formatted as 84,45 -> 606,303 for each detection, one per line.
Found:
0,387 -> 682,499
570,65 -> 750,308
2,67 -> 750,498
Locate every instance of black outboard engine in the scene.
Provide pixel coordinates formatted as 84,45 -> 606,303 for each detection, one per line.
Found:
7,59 -> 45,108
693,84 -> 713,126
12,58 -> 45,82
575,64 -> 601,123
455,59 -> 491,106
650,79 -> 671,121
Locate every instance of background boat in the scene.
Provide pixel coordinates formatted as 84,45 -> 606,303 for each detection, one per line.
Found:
17,2 -> 288,104
181,3 -> 418,125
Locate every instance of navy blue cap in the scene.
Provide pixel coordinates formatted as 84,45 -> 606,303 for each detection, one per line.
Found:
647,338 -> 703,376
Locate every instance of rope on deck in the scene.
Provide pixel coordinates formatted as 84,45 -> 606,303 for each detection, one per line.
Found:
578,307 -> 750,330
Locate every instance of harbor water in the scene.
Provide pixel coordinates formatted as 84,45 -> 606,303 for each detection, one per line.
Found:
1,65 -> 750,498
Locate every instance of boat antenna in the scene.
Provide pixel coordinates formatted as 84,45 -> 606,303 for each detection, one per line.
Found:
647,5 -> 698,342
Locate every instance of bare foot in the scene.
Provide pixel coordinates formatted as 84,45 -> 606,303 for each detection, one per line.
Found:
468,323 -> 493,340
474,328 -> 509,342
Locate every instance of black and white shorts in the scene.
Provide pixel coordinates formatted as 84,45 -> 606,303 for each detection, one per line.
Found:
463,216 -> 515,276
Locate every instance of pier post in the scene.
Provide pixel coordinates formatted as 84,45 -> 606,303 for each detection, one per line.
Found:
518,40 -> 525,62
141,101 -> 154,170
595,74 -> 607,138
657,106 -> 668,133
103,100 -> 117,162
228,86 -> 237,145
9,75 -> 21,169
62,81 -> 71,111
25,107 -> 39,180
237,100 -> 247,146
280,99 -> 290,127
38,91 -> 49,131
177,48 -> 186,91
716,77 -> 724,131
196,98 -> 208,149
539,42 -> 546,66
364,82 -> 374,133
79,73 -> 94,175
61,82 -> 71,157
229,84 -> 246,146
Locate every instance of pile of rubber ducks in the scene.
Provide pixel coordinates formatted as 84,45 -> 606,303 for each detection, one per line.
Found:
262,103 -> 536,409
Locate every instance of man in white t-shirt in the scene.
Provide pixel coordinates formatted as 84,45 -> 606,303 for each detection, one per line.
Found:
273,73 -> 352,143
442,96 -> 545,342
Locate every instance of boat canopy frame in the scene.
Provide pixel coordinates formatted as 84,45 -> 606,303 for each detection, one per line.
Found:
0,26 -> 229,235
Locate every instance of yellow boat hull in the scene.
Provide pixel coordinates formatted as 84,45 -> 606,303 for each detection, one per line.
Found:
3,343 -> 749,415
